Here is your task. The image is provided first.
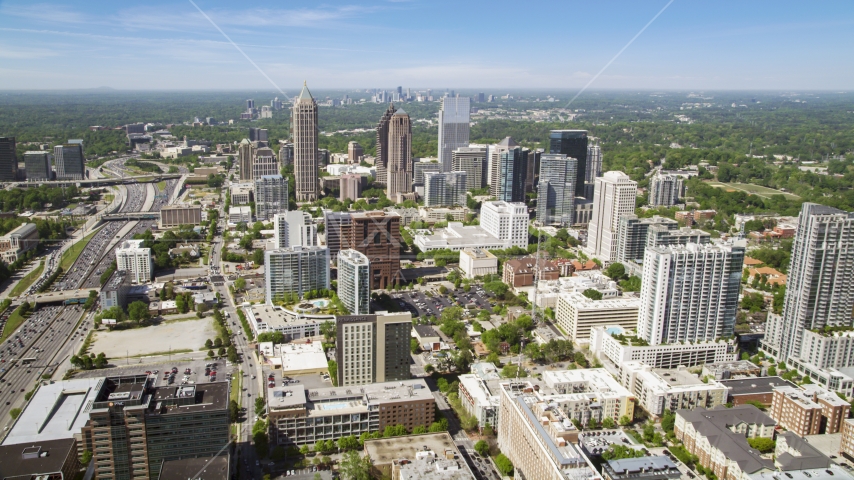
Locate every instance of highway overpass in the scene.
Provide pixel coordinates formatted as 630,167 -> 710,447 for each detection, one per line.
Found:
3,173 -> 182,188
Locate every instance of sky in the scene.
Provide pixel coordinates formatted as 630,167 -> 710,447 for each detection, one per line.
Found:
0,0 -> 852,91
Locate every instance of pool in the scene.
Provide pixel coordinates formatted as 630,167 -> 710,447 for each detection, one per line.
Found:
606,327 -> 624,335
312,299 -> 330,308
320,402 -> 348,410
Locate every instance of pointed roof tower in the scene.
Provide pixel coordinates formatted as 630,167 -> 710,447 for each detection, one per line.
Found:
497,136 -> 519,148
392,108 -> 408,116
297,81 -> 313,101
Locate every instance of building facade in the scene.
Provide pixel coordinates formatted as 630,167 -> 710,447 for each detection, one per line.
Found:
115,239 -> 153,284
337,249 -> 370,315
549,130 -> 588,197
374,104 -> 396,187
159,205 -> 202,228
344,212 -> 401,289
424,171 -> 467,207
237,139 -> 254,181
339,173 -> 362,202
347,141 -> 363,164
496,146 -> 526,203
586,171 -> 638,262
251,147 -> 278,179
264,246 -> 330,303
293,83 -> 319,201
24,151 -> 51,181
54,144 -> 85,180
0,137 -> 18,181
480,201 -> 528,249
336,312 -> 412,386
255,174 -> 288,221
591,325 -> 736,371
273,211 -> 317,249
386,109 -> 412,198
438,96 -> 471,172
0,222 -> 39,263
459,248 -> 498,279
536,154 -> 578,226
648,173 -> 684,206
555,293 -> 640,343
452,147 -> 487,190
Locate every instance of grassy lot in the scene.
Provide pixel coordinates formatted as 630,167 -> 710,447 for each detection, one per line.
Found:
156,181 -> 167,191
9,261 -> 44,297
0,305 -> 29,343
705,181 -> 801,200
59,229 -> 100,272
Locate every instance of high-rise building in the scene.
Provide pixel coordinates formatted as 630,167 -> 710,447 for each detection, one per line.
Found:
586,144 -> 602,183
238,139 -> 255,181
339,173 -> 363,202
273,211 -> 317,249
549,130 -> 588,197
249,127 -> 268,146
761,203 -> 854,364
255,174 -> 289,221
115,239 -> 153,284
323,211 -> 352,261
337,249 -> 370,315
438,96 -> 471,172
252,147 -> 278,179
0,137 -> 17,181
496,146 -> 527,203
451,146 -> 488,190
525,149 -> 542,193
54,144 -> 85,180
24,151 -> 51,181
336,312 -> 412,386
247,99 -> 255,110
637,241 -> 745,346
347,141 -> 364,164
535,154 -> 577,226
413,161 -> 442,186
293,82 -> 319,202
586,171 -> 638,262
481,201 -> 528,249
347,212 -> 402,289
278,142 -> 294,168
386,109 -> 412,198
489,137 -> 521,198
265,246 -> 330,303
616,215 -> 679,263
648,173 -> 684,206
423,171 -> 467,207
375,104 -> 396,186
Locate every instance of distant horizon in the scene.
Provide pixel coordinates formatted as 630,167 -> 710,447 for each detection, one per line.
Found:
0,88 -> 849,94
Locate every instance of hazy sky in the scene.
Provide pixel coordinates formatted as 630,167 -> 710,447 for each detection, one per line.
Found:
1,0 -> 852,91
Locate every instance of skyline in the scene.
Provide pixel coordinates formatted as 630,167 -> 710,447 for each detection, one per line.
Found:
0,0 -> 851,91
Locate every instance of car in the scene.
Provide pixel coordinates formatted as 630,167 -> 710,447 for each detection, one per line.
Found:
247,393 -> 251,397
255,460 -> 260,466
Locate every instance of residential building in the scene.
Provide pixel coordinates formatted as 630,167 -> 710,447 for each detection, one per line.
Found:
278,142 -> 293,167
586,144 -> 602,184
386,109 -> 413,198
365,432 -> 476,480
424,171 -> 467,207
542,370 -> 636,423
115,239 -> 153,284
555,294 -> 640,344
344,212 -> 401,289
413,160 -> 443,188
336,312 -> 413,386
264,246 -> 330,303
249,127 -> 268,145
54,143 -> 85,180
24,151 -> 51,181
770,432 -> 854,480
718,376 -> 796,407
536,154 -> 577,225
480,201 -> 528,249
619,363 -> 728,416
602,457 -> 680,480
339,173 -> 362,202
452,147 -> 488,190
293,82 -> 319,201
273,211 -> 317,248
100,270 -> 131,310
227,206 -> 252,224
615,215 -> 678,263
255,174 -> 288,221
457,363 -> 501,430
0,137 -> 18,181
503,257 -> 560,287
459,248 -> 497,279
525,149 -> 543,193
701,360 -> 762,380
0,223 -> 39,264
337,249 -> 370,315
417,206 -> 469,223
347,141 -> 363,164
322,211 -> 351,260
237,138 -> 254,181
586,171 -> 637,261
674,406 -> 775,480
375,104 -> 396,186
159,205 -> 201,228
770,385 -> 849,435
438,96 -> 471,172
496,145 -> 526,203
266,379 -> 433,446
549,130 -> 588,197
230,182 -> 253,205
638,241 -> 745,346
591,326 -> 736,372
840,418 -> 854,459
0,438 -> 80,480
648,173 -> 683,206
252,147 -> 278,179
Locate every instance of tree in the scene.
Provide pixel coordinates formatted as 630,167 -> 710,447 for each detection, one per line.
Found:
339,451 -> 372,480
234,277 -> 247,291
642,422 -> 655,442
619,415 -> 632,426
9,408 -> 21,419
604,262 -> 626,280
411,338 -> 419,353
337,435 -> 360,451
602,417 -> 615,429
271,446 -> 286,461
127,300 -> 150,323
474,440 -> 490,457
412,425 -> 427,434
299,445 -> 310,456
207,350 -> 215,358
80,450 -> 93,465
661,411 -> 676,432
205,338 -> 213,348
602,444 -> 646,460
747,437 -> 776,453
229,400 -> 239,422
494,453 -> 514,477
582,288 -> 603,300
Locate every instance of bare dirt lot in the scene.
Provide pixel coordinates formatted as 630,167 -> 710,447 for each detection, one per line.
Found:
90,318 -> 217,358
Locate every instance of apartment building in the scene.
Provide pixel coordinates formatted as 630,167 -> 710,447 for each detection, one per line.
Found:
586,171 -> 637,262
273,211 -> 317,249
344,212 -> 401,289
230,182 -> 253,205
337,250 -> 370,315
336,312 -> 412,386
542,370 -> 635,423
770,385 -> 850,435
841,418 -> 854,459
115,239 -> 153,284
159,205 -> 202,228
503,257 -> 560,287
228,206 -> 252,224
648,173 -> 684,206
536,153 -> 577,226
617,362 -> 727,417
264,246 -> 330,303
254,174 -> 288,221
457,363 -> 501,430
555,294 -> 640,344
452,147 -> 487,190
424,171 -> 467,207
480,201 -> 528,249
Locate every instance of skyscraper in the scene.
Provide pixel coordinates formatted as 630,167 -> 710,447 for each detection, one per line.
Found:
586,144 -> 602,183
252,147 -> 278,179
424,171 -> 467,207
535,154 -> 577,226
481,201 -> 529,249
293,82 -> 319,202
489,137 -> 522,198
496,145 -> 527,203
54,143 -> 85,180
375,104 -> 396,187
386,109 -> 412,198
278,142 -> 294,168
438,96 -> 471,172
337,249 -> 370,315
648,173 -> 684,206
115,239 -> 153,284
24,151 -> 51,181
265,246 -> 329,304
238,139 -> 255,181
255,174 -> 289,221
340,173 -> 363,202
549,130 -> 588,197
586,171 -> 637,262
525,149 -> 542,194
336,312 -> 412,386
347,141 -> 363,164
273,211 -> 317,249
413,161 -> 443,187
0,137 -> 16,181
452,146 -> 488,190
249,127 -> 268,145
638,242 -> 745,346
347,212 -> 401,289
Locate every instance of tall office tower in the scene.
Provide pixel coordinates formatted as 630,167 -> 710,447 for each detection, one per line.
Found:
375,104 -> 396,186
273,211 -> 317,249
347,141 -> 364,164
337,249 -> 370,315
586,171 -> 638,262
413,161 -> 443,187
452,146 -> 488,190
255,174 -> 289,221
247,99 -> 255,110
489,137 -> 520,197
424,171 -> 467,207
481,201 -> 529,249
264,246 -> 330,303
238,139 -> 255,181
346,212 -> 401,289
249,127 -> 268,146
616,215 -> 679,263
323,211 -> 352,261
438,96 -> 471,172
293,82 -> 319,202
525,149 -> 542,193
586,144 -> 602,183
476,92 -> 485,102
535,154 -> 577,226
336,312 -> 413,386
278,142 -> 294,168
0,137 -> 16,181
340,173 -> 363,202
386,109 -> 413,198
638,242 -> 745,346
252,147 -> 278,179
496,146 -> 527,203
115,239 -> 153,284
54,143 -> 85,180
764,204 -> 854,364
317,148 -> 330,168
549,130 -> 588,197
648,173 -> 684,206
23,151 -> 51,181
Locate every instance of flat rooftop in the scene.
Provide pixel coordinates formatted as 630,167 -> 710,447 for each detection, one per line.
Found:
158,455 -> 229,480
0,438 -> 78,477
279,341 -> 328,373
268,379 -> 431,414
652,368 -> 705,387
150,382 -> 229,415
246,304 -> 332,329
364,432 -> 458,465
719,376 -> 796,396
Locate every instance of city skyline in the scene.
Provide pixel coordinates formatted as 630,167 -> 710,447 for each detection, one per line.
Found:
0,1 -> 852,90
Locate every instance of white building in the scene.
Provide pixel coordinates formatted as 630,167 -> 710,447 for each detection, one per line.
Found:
243,304 -> 333,340
230,182 -> 253,205
457,362 -> 501,429
264,246 -> 330,303
586,171 -> 637,261
459,248 -> 498,279
616,362 -> 728,417
417,206 -> 469,223
554,292 -> 640,343
273,211 -> 317,249
228,206 -> 252,224
337,249 -> 370,315
524,272 -> 620,309
414,223 -> 513,252
325,164 -> 375,178
648,173 -> 683,207
480,201 -> 528,249
438,96 -> 471,172
115,239 -> 153,284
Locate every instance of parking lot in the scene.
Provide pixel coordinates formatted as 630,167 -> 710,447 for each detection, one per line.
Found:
393,285 -> 493,319
75,357 -> 236,388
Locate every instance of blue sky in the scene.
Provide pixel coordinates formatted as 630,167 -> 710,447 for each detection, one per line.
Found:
0,0 -> 852,91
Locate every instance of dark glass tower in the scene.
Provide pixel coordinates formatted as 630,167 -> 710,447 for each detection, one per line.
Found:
549,130 -> 588,197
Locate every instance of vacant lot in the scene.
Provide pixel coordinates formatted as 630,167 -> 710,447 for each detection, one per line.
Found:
90,318 -> 216,358
705,181 -> 801,200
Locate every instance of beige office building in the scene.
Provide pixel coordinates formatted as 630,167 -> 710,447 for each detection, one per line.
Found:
336,312 -> 412,387
293,83 -> 319,201
386,109 -> 412,198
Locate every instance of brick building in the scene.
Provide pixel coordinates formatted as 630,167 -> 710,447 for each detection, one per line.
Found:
502,257 -> 560,287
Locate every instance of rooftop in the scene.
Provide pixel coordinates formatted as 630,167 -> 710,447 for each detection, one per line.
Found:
461,248 -> 496,260
268,379 -> 432,414
0,438 -> 78,478
719,376 -> 796,396
158,455 -> 229,480
279,341 -> 328,373
604,456 -> 680,477
364,432 -> 458,466
148,382 -> 229,416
